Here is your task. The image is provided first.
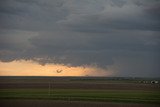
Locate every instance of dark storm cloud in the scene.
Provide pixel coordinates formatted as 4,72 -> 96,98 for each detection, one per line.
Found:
0,0 -> 68,31
58,0 -> 160,32
0,0 -> 160,77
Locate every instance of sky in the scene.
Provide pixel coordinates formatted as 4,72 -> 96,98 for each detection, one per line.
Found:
0,0 -> 160,77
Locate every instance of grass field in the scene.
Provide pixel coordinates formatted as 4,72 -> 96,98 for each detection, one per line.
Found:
0,89 -> 160,104
0,76 -> 160,107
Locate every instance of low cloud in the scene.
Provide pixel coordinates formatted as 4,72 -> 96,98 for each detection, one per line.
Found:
0,0 -> 160,77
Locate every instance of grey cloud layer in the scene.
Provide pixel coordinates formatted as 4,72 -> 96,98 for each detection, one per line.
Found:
0,0 -> 160,77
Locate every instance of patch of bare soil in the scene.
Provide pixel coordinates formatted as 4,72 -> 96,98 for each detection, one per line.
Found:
0,100 -> 159,107
0,82 -> 159,91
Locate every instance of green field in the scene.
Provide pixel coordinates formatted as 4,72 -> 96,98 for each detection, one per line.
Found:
0,76 -> 160,106
0,89 -> 160,104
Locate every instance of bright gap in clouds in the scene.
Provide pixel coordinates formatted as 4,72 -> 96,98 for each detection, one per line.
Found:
0,60 -> 112,76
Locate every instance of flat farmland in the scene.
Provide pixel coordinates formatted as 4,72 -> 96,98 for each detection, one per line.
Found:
0,76 -> 160,107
